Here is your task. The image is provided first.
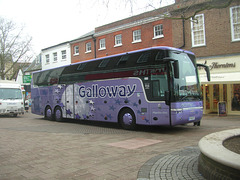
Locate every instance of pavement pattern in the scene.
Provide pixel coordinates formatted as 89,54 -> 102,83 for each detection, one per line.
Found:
0,112 -> 239,179
138,147 -> 205,180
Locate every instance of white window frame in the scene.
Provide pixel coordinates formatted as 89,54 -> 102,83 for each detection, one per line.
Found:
230,6 -> 240,42
61,50 -> 66,60
74,46 -> 79,55
114,34 -> 122,47
191,14 -> 206,47
53,52 -> 57,62
85,42 -> 91,53
45,54 -> 50,64
99,38 -> 106,50
132,30 -> 142,43
153,24 -> 164,39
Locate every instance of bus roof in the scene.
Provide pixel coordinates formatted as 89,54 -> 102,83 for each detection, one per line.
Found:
71,46 -> 194,66
33,46 -> 194,74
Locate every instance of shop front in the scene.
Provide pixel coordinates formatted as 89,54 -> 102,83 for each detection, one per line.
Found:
198,54 -> 240,115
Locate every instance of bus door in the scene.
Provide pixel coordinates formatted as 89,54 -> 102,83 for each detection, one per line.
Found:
73,83 -> 89,120
150,73 -> 170,126
63,84 -> 74,119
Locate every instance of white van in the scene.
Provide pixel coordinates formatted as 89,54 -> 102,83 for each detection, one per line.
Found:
0,80 -> 24,117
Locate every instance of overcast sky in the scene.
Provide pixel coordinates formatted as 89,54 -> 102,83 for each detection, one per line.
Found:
0,0 -> 175,55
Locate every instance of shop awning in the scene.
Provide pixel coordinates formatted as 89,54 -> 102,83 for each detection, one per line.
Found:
200,72 -> 240,84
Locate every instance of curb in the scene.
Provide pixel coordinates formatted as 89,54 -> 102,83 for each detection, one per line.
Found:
198,128 -> 240,179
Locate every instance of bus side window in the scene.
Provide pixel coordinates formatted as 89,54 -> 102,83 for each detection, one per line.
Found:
152,80 -> 160,98
117,55 -> 129,66
137,52 -> 151,63
151,74 -> 168,100
155,50 -> 168,61
77,63 -> 87,71
99,59 -> 110,68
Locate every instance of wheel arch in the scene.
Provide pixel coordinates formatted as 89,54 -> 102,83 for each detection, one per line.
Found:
118,106 -> 136,123
118,106 -> 137,130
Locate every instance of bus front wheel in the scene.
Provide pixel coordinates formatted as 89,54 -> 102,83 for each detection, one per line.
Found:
119,108 -> 136,130
54,107 -> 63,122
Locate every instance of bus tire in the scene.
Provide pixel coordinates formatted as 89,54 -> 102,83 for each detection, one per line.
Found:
45,106 -> 53,121
54,106 -> 63,122
119,108 -> 136,130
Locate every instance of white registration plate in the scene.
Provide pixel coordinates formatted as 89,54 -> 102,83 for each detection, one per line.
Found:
189,116 -> 195,121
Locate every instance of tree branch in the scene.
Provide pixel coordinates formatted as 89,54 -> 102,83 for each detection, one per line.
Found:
165,0 -> 234,20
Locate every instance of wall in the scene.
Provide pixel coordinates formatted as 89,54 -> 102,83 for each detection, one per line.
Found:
71,39 -> 95,64
95,19 -> 173,58
172,0 -> 240,58
41,43 -> 71,70
70,17 -> 173,63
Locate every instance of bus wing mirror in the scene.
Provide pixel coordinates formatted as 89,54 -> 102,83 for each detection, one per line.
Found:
197,64 -> 211,81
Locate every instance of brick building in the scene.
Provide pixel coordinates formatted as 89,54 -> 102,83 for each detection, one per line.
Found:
70,0 -> 240,115
70,6 -> 174,63
171,0 -> 240,115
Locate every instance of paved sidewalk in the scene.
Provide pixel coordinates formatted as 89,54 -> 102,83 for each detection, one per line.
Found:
0,113 -> 239,179
138,147 -> 205,180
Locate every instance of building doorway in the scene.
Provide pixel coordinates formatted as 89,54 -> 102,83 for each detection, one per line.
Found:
202,83 -> 240,115
202,84 -> 220,114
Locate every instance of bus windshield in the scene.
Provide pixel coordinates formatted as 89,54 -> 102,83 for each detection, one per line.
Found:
169,51 -> 201,101
0,88 -> 23,99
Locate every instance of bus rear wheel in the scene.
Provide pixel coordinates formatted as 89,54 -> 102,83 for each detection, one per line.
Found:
45,106 -> 53,121
54,107 -> 63,122
119,108 -> 136,130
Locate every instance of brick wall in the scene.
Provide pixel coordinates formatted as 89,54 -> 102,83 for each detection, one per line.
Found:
96,19 -> 173,58
71,39 -> 95,64
71,18 -> 173,62
172,0 -> 240,58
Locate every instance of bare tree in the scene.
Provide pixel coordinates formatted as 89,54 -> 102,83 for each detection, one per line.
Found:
79,0 -> 235,20
168,0 -> 235,20
0,17 -> 32,80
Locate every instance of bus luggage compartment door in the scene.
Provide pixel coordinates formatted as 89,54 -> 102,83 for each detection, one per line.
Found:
150,103 -> 170,126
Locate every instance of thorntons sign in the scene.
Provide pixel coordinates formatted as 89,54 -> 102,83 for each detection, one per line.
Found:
200,61 -> 236,70
209,62 -> 236,70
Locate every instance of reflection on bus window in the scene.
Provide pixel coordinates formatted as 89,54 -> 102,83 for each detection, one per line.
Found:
170,51 -> 200,101
151,74 -> 168,99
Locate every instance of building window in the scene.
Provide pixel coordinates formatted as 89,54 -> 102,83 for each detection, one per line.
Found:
99,38 -> 106,50
230,6 -> 240,42
153,24 -> 163,39
133,30 -> 141,43
61,50 -> 66,60
114,34 -> 122,47
45,54 -> 49,64
74,46 -> 79,55
53,52 -> 57,62
191,14 -> 206,47
86,42 -> 91,53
